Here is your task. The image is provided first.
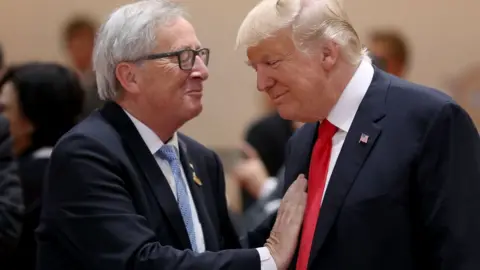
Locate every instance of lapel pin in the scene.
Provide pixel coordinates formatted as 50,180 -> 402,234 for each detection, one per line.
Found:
189,163 -> 202,186
359,133 -> 369,144
193,173 -> 202,186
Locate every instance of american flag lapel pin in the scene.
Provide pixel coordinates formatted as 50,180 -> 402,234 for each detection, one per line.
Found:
359,133 -> 369,144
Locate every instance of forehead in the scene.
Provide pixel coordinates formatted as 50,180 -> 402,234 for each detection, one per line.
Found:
155,17 -> 201,51
246,32 -> 296,62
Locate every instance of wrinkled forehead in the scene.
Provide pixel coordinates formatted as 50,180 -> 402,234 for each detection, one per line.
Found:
155,17 -> 202,52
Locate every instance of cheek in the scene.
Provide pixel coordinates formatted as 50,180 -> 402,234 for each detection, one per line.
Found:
162,65 -> 188,89
146,69 -> 189,104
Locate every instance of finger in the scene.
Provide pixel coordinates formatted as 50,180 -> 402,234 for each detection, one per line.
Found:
241,141 -> 259,159
296,174 -> 307,182
291,174 -> 308,191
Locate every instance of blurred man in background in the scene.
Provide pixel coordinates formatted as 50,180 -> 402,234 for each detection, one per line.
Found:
62,16 -> 103,118
367,29 -> 410,77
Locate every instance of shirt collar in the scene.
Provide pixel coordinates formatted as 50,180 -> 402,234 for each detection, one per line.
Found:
123,110 -> 179,155
327,57 -> 374,132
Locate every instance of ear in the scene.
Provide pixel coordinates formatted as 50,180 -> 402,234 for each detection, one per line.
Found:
115,62 -> 140,94
320,40 -> 340,71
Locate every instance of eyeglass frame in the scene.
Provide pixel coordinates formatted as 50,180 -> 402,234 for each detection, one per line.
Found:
134,48 -> 210,71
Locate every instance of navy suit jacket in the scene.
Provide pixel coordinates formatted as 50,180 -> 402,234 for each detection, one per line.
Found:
283,69 -> 480,270
36,102 -> 261,270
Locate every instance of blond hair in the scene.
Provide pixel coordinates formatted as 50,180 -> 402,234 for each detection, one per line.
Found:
236,0 -> 367,65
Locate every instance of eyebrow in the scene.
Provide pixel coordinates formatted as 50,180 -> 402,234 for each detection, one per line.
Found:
171,44 -> 202,51
245,54 -> 278,67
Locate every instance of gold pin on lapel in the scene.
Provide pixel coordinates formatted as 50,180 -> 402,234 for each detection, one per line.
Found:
193,174 -> 203,186
190,163 -> 202,186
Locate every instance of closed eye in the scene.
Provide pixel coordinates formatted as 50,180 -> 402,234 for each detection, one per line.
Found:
267,60 -> 280,67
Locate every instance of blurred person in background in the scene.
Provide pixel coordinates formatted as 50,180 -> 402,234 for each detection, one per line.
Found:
37,1 -> 307,269
0,105 -> 23,263
62,16 -> 103,119
230,143 -> 286,234
237,0 -> 480,269
367,29 -> 410,78
241,113 -> 303,211
0,63 -> 84,269
0,43 -> 23,263
449,65 -> 480,130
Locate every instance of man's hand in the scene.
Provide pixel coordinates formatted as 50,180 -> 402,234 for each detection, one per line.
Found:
265,174 -> 307,269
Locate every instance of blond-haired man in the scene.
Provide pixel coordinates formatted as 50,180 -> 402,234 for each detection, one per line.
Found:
237,0 -> 480,269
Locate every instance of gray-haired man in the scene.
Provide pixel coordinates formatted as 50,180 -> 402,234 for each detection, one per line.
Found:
36,1 -> 306,269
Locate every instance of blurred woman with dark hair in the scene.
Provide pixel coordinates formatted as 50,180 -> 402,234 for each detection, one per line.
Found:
0,62 -> 84,269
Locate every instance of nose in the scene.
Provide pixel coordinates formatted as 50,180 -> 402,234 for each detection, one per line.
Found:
190,55 -> 209,81
256,65 -> 274,92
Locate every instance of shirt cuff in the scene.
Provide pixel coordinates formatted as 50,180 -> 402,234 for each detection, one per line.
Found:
258,177 -> 278,199
256,247 -> 277,270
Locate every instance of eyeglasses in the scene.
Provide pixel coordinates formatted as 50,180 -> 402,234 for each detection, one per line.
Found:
136,48 -> 210,71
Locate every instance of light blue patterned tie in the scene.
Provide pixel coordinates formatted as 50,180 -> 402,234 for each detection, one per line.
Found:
157,145 -> 197,252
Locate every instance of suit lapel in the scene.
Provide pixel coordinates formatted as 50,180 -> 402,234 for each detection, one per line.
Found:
99,101 -> 191,249
308,69 -> 389,267
178,138 -> 219,251
294,123 -> 319,180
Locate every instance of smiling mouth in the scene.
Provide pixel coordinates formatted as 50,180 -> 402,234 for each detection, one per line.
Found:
272,92 -> 287,101
186,89 -> 203,97
186,89 -> 203,93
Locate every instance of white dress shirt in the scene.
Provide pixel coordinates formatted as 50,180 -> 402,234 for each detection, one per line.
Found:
323,57 -> 374,201
124,111 -> 276,269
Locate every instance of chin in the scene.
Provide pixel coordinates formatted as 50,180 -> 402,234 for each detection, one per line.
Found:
277,105 -> 298,121
277,104 -> 316,122
184,104 -> 203,120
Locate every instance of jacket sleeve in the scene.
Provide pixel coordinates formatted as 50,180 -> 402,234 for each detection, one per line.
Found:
415,102 -> 480,269
37,134 -> 260,270
0,117 -> 23,257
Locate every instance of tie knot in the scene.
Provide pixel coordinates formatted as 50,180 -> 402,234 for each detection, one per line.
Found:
318,120 -> 338,141
157,145 -> 178,162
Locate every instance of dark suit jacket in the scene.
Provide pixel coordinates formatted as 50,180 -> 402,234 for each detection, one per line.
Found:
283,69 -> 480,270
36,102 -> 261,270
0,116 -> 23,260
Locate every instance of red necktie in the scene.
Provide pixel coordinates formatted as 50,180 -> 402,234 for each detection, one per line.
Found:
296,120 -> 338,270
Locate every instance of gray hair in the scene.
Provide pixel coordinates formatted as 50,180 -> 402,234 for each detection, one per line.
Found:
93,0 -> 186,100
236,0 -> 368,65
